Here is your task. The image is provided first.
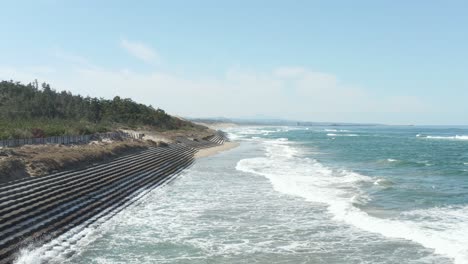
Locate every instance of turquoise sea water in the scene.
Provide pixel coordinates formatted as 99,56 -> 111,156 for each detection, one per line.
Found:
16,126 -> 468,264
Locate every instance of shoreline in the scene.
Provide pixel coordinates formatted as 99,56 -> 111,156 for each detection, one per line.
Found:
195,141 -> 240,158
0,131 -> 230,263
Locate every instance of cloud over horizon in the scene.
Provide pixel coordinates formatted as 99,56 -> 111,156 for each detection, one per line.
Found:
120,38 -> 159,63
0,52 -> 433,125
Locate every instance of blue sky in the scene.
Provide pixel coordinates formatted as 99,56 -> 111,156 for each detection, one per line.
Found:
1,0 -> 467,125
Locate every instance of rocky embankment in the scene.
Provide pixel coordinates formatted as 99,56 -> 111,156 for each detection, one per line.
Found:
0,132 -> 228,264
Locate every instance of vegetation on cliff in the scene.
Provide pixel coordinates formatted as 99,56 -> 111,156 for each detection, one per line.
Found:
0,80 -> 201,139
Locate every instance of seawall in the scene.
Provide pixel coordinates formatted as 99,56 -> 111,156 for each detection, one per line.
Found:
0,132 -> 229,264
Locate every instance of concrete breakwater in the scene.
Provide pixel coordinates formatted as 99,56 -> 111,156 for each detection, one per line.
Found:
0,132 -> 228,264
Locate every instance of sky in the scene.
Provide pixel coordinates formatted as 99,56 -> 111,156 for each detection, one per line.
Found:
1,0 -> 467,125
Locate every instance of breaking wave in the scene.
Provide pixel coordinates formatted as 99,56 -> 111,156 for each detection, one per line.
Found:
236,138 -> 468,263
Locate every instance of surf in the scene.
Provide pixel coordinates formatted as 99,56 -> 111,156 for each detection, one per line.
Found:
236,137 -> 468,263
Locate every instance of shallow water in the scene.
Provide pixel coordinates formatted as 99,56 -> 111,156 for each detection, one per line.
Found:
15,125 -> 468,264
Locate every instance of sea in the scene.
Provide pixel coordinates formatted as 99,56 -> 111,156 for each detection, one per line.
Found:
15,125 -> 468,264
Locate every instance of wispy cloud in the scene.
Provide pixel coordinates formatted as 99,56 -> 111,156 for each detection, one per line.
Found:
53,48 -> 100,70
120,38 -> 158,63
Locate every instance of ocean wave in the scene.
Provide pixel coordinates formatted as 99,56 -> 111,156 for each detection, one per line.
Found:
373,178 -> 394,187
324,129 -> 351,132
228,127 -> 298,139
326,133 -> 359,137
237,129 -> 277,136
378,158 -> 429,168
227,132 -> 241,141
235,139 -> 374,210
417,135 -> 468,141
236,138 -> 468,263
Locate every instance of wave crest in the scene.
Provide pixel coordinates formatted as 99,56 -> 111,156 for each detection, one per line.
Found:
417,135 -> 468,141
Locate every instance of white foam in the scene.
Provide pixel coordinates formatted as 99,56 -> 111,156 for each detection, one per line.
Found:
373,178 -> 394,187
324,129 -> 350,132
327,133 -> 359,137
236,138 -> 468,263
236,139 -> 373,210
418,135 -> 468,141
387,158 -> 398,162
227,132 -> 242,141
236,128 -> 276,136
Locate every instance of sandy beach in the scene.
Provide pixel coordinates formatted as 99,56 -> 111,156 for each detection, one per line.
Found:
195,141 -> 239,158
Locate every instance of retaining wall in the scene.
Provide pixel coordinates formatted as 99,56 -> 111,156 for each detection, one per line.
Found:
0,132 -> 228,264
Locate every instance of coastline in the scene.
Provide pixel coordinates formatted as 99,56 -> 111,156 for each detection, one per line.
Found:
0,130 -> 230,263
0,126 -> 224,184
195,141 -> 239,158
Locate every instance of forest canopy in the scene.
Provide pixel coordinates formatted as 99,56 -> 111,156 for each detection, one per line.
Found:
0,80 -> 197,139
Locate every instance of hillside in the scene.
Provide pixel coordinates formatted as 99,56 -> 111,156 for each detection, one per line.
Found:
0,80 -> 203,139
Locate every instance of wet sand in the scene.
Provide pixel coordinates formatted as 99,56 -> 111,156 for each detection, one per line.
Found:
195,141 -> 239,158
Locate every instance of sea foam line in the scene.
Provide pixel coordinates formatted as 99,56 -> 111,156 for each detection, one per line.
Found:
417,135 -> 468,141
326,133 -> 359,137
